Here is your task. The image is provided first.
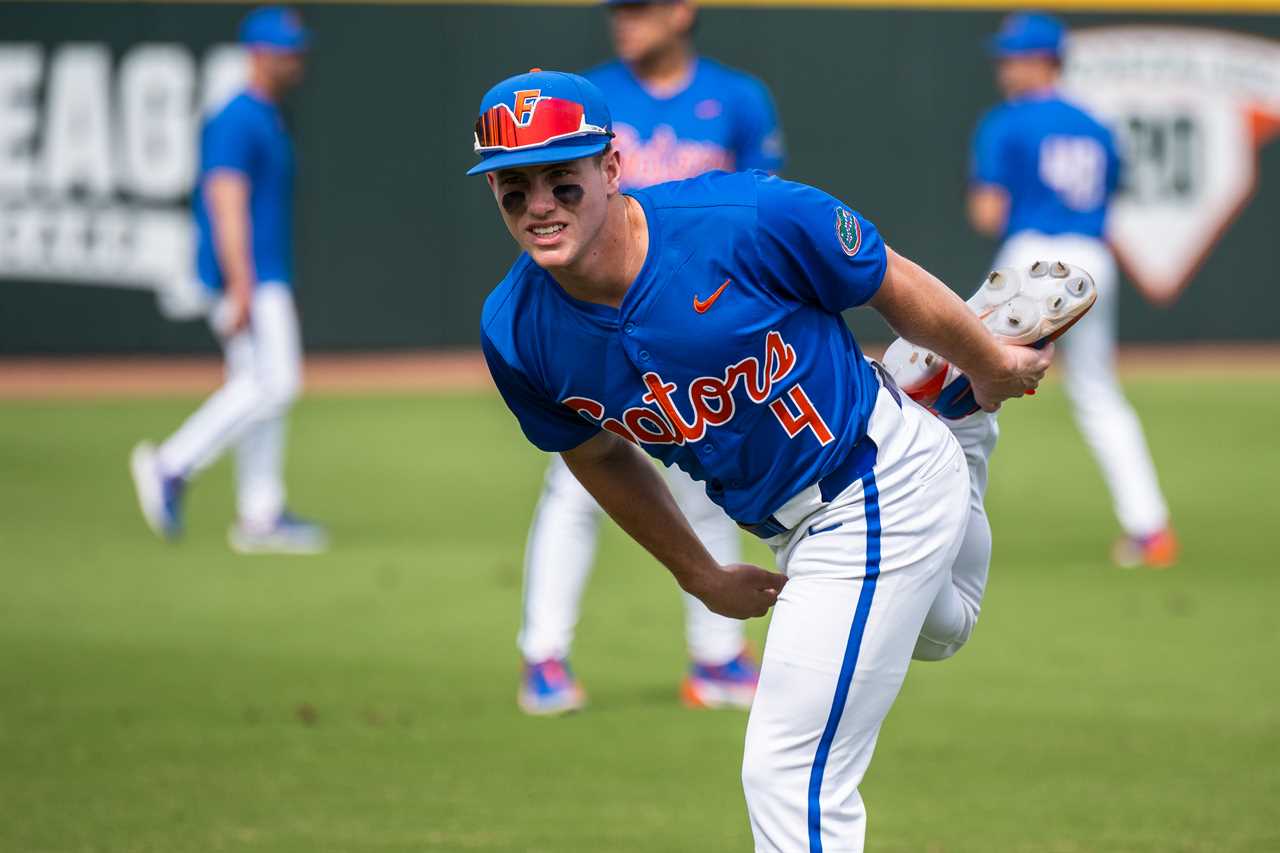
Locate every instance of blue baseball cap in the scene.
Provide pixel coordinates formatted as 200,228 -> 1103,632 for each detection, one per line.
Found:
239,6 -> 310,52
988,12 -> 1065,58
468,69 -> 614,176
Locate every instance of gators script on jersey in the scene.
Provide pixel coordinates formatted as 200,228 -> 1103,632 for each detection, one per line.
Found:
481,171 -> 887,526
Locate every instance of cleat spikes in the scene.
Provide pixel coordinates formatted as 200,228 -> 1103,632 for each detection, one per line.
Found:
1050,261 -> 1069,278
1066,277 -> 1087,297
1030,261 -> 1048,277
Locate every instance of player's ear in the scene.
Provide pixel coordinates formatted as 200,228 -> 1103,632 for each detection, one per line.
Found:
601,146 -> 622,195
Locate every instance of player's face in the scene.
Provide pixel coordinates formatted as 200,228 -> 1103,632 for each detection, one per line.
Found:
608,2 -> 695,64
259,50 -> 307,90
487,151 -> 621,270
995,55 -> 1058,99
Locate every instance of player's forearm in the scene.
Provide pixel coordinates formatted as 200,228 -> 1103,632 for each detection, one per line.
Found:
205,171 -> 255,296
871,247 -> 1011,382
560,435 -> 720,594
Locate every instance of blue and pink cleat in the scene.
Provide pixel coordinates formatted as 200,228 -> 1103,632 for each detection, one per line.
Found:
882,260 -> 1097,420
681,648 -> 760,710
519,658 -> 587,716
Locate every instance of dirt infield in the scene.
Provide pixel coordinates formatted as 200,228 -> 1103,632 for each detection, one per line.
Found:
1,344 -> 1278,400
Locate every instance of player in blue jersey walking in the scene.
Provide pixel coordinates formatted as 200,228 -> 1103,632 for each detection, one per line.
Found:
469,69 -> 1095,850
130,6 -> 326,554
517,0 -> 785,715
969,12 -> 1176,568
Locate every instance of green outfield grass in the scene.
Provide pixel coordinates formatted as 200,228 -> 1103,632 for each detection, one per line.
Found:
1,377 -> 1278,853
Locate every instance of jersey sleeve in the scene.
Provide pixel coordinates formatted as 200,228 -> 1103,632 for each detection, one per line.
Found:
970,109 -> 1011,189
202,108 -> 256,176
480,329 -> 601,453
754,175 -> 888,313
733,77 -> 785,173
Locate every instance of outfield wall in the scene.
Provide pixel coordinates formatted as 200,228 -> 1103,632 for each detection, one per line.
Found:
1,1 -> 1278,353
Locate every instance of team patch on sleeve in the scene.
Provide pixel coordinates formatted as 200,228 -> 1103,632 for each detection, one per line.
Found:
835,206 -> 862,257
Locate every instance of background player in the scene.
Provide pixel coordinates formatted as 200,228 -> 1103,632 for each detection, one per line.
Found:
969,12 -> 1177,568
517,0 -> 785,715
129,6 -> 326,554
470,69 -> 1081,850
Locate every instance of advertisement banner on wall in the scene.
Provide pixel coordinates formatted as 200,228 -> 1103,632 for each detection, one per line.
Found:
0,41 -> 244,318
1064,27 -> 1280,306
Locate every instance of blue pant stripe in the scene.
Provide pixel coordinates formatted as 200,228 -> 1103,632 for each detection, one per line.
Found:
807,471 -> 882,853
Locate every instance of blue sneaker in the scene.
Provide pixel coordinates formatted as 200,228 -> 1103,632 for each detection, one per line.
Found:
228,511 -> 329,555
681,648 -> 760,710
518,658 -> 586,716
130,441 -> 184,540
883,261 -> 1096,419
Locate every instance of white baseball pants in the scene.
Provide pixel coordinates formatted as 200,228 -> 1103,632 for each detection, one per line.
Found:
518,454 -> 747,666
995,231 -> 1169,537
743,380 -> 998,853
157,283 -> 301,526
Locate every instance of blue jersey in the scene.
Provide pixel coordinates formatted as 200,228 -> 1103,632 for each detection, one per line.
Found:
481,171 -> 886,526
194,91 -> 295,290
583,58 -> 784,191
971,92 -> 1120,240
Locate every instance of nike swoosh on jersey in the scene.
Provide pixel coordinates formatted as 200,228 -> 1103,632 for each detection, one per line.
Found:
693,279 -> 731,314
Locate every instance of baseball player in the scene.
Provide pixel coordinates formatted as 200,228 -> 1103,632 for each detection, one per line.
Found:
129,6 -> 326,554
518,0 -> 785,715
470,69 -> 1093,851
970,12 -> 1177,567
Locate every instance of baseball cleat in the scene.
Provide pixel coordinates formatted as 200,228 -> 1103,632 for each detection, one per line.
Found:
228,511 -> 329,555
680,647 -> 760,710
882,260 -> 1097,419
518,658 -> 587,716
129,441 -> 185,540
1112,526 -> 1179,570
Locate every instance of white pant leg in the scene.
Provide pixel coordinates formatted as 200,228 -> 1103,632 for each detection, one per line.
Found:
995,233 -> 1169,537
231,286 -> 302,525
517,454 -> 603,662
743,392 -> 969,853
665,465 -> 747,666
158,284 -> 301,482
914,411 -> 998,661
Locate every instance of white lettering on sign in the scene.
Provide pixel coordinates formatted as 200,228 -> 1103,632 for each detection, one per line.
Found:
0,45 -> 42,196
0,41 -> 247,317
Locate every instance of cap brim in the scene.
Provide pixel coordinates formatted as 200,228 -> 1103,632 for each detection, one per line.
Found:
466,138 -> 610,176
987,34 -> 1059,58
246,37 -> 310,52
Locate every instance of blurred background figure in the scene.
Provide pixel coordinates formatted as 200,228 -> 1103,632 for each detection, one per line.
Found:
516,0 -> 785,716
129,6 -> 327,555
968,11 -> 1177,569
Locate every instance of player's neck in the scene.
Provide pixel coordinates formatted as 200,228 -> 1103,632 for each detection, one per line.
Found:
551,195 -> 648,310
628,43 -> 696,98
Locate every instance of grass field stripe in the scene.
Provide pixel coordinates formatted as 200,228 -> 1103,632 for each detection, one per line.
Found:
807,470 -> 881,853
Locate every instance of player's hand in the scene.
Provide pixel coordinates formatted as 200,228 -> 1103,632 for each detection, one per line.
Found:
970,342 -> 1053,412
687,563 -> 788,619
215,288 -> 253,337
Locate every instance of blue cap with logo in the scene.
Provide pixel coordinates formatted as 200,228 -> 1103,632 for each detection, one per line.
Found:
987,12 -> 1065,58
240,6 -> 310,52
468,69 -> 614,176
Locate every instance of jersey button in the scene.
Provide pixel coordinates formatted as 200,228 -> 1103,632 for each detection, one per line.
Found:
638,350 -> 650,361
701,444 -> 715,455
623,322 -> 636,334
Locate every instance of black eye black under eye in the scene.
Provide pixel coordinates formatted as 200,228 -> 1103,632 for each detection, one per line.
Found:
501,191 -> 526,214
552,184 -> 584,205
